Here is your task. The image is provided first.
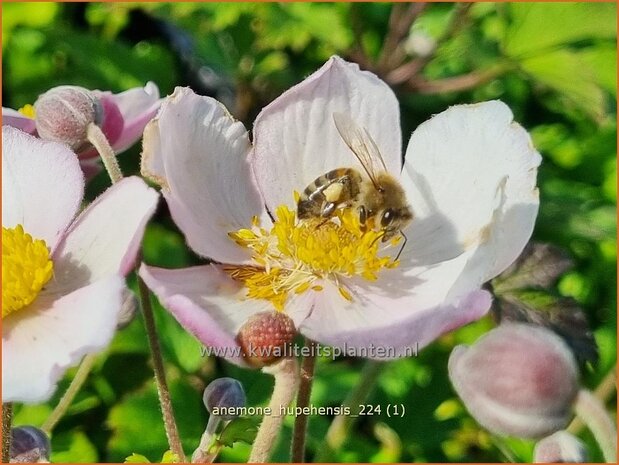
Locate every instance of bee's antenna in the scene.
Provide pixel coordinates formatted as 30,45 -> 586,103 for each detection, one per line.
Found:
395,231 -> 408,261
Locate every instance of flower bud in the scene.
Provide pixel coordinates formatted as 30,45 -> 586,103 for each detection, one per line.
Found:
236,311 -> 296,367
203,377 -> 246,421
448,323 -> 579,439
10,426 -> 51,463
534,431 -> 588,463
117,288 -> 138,330
34,86 -> 102,151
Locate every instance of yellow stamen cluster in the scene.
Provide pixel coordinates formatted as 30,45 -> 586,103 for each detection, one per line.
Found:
18,104 -> 36,119
225,205 -> 399,310
2,225 -> 53,317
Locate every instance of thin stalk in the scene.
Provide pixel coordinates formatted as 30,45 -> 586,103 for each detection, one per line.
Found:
191,416 -> 223,463
377,2 -> 427,72
568,364 -> 616,435
86,123 -> 122,184
249,358 -> 300,463
2,403 -> 13,463
138,275 -> 186,462
93,127 -> 186,461
407,63 -> 512,95
572,389 -> 617,462
315,360 -> 384,462
291,339 -> 317,462
41,353 -> 98,435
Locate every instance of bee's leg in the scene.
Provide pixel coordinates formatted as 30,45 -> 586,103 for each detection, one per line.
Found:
395,231 -> 407,261
358,206 -> 368,231
321,202 -> 337,217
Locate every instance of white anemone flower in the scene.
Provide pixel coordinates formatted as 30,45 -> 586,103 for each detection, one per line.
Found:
2,126 -> 158,402
140,56 -> 540,364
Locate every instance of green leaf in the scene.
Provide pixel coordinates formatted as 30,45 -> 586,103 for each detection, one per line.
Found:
520,49 -> 607,120
124,453 -> 151,463
217,417 -> 259,447
51,430 -> 98,463
504,3 -> 617,57
160,450 -> 180,463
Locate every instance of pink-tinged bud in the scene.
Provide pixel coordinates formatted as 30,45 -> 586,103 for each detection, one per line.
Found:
534,431 -> 588,463
34,86 -> 102,151
236,311 -> 296,368
448,323 -> 579,439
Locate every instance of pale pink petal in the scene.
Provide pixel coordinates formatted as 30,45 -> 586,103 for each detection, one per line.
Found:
51,177 -> 158,294
2,275 -> 124,403
301,283 -> 491,359
141,87 -> 267,264
400,101 -> 540,297
2,107 -> 36,134
251,56 -> 402,213
299,248 -> 479,348
2,126 -> 83,248
102,82 -> 161,153
139,264 -> 313,366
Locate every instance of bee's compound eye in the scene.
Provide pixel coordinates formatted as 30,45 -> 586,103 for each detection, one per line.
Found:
381,209 -> 395,227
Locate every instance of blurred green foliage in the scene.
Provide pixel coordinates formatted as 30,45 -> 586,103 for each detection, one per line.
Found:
3,2 -> 616,463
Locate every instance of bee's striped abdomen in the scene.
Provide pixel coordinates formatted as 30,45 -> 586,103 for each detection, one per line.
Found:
297,168 -> 361,219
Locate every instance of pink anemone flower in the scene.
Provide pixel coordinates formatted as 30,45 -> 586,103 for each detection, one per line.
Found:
2,126 -> 158,402
2,82 -> 161,177
140,56 -> 540,365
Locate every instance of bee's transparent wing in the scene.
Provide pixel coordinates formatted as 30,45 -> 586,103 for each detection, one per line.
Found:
333,112 -> 388,190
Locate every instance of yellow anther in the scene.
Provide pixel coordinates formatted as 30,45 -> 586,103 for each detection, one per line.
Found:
2,225 -> 53,317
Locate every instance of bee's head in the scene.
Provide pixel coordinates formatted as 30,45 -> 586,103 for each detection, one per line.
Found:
379,207 -> 413,242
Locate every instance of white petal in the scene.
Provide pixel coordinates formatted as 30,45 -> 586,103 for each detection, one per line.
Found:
400,101 -> 540,296
2,275 -> 124,403
2,126 -> 83,248
50,177 -> 158,294
139,265 -> 313,365
141,87 -> 268,264
251,56 -> 402,213
300,248 -> 476,345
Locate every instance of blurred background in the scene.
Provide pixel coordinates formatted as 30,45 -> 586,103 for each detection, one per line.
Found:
2,2 -> 616,462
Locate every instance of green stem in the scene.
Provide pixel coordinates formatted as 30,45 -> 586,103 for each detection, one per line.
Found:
249,358 -> 300,463
86,123 -> 122,184
41,354 -> 98,435
291,339 -> 317,462
572,389 -> 617,462
137,275 -> 186,462
95,127 -> 186,461
568,364 -> 616,435
2,403 -> 13,463
315,360 -> 384,462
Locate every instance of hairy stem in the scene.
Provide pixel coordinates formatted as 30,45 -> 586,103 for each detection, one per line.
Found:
291,339 -> 317,462
86,123 -> 122,184
191,416 -> 223,463
2,403 -> 13,463
249,358 -> 300,463
568,364 -> 616,435
41,354 -> 98,435
572,389 -> 617,462
93,125 -> 186,461
407,63 -> 512,94
138,275 -> 186,462
315,360 -> 384,462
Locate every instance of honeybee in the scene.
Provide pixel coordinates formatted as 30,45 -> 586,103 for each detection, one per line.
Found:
297,112 -> 413,245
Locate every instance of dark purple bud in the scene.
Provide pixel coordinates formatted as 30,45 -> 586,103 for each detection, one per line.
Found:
236,311 -> 296,367
203,377 -> 246,421
10,426 -> 51,463
34,86 -> 103,151
448,323 -> 579,439
534,431 -> 588,463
